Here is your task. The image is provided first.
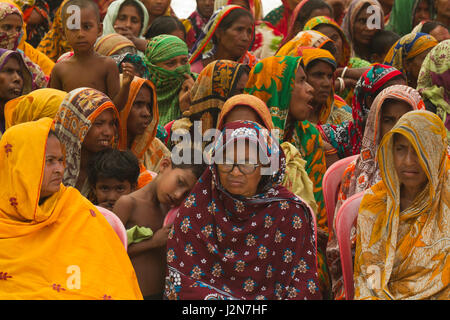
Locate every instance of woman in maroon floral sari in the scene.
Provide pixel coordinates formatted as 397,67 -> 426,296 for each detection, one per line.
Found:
164,120 -> 321,300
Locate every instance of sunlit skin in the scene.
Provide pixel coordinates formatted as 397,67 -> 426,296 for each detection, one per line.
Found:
114,4 -> 143,37
393,133 -> 428,212
40,135 -> 65,201
412,0 -> 431,27
94,178 -> 134,211
127,84 -> 152,148
217,142 -> 262,198
306,61 -> 333,123
212,15 -> 253,62
289,65 -> 314,122
315,24 -> 343,65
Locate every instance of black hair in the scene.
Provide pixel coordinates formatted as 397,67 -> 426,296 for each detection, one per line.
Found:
62,0 -> 100,25
296,0 -> 333,29
369,29 -> 401,56
305,56 -> 337,72
145,16 -> 186,39
212,7 -> 254,45
87,148 -> 140,187
48,129 -> 59,139
421,20 -> 449,34
119,0 -> 145,33
320,41 -> 338,57
171,144 -> 208,179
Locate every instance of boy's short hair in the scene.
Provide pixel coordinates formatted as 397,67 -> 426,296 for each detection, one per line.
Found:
171,144 -> 207,179
370,30 -> 401,56
87,148 -> 140,187
146,16 -> 187,39
62,0 -> 100,27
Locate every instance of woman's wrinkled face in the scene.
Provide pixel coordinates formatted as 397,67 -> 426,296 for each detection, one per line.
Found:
217,141 -> 262,197
413,0 -> 431,27
290,64 -> 314,121
353,5 -> 378,46
83,109 -> 116,153
40,135 -> 65,200
393,133 -> 428,193
315,24 -> 343,63
127,84 -> 152,137
114,4 -> 143,37
306,60 -> 333,108
155,54 -> 188,71
379,99 -> 412,139
216,15 -> 253,60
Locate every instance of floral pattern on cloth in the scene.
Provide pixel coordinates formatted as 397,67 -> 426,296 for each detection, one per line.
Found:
326,85 -> 425,300
354,110 -> 450,300
165,120 -> 320,300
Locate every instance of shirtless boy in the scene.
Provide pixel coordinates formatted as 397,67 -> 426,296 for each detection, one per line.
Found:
113,151 -> 206,299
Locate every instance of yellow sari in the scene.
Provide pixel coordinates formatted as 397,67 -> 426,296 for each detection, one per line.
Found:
354,110 -> 449,300
0,118 -> 142,299
4,88 -> 66,129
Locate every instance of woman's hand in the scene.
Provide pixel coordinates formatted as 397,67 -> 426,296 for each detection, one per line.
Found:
121,62 -> 135,87
151,224 -> 173,248
179,74 -> 195,112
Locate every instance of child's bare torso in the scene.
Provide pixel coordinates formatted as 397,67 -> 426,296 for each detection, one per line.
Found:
127,188 -> 167,296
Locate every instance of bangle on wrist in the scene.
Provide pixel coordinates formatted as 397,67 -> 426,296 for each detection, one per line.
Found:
340,66 -> 348,79
337,77 -> 345,91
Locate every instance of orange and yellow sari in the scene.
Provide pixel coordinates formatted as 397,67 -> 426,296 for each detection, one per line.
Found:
0,118 -> 142,299
354,110 -> 449,300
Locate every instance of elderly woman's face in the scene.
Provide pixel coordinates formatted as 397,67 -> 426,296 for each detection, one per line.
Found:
155,54 -> 188,70
40,135 -> 64,200
0,57 -> 24,102
217,142 -> 262,197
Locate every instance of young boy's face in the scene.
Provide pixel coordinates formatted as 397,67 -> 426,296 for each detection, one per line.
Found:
156,161 -> 198,208
95,177 -> 135,210
64,5 -> 102,53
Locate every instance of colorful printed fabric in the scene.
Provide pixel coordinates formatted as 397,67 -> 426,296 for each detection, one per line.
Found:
282,0 -> 314,46
341,0 -> 385,58
0,117 -> 143,300
13,0 -> 50,47
277,30 -> 334,57
326,85 -> 425,300
54,88 -> 121,195
354,110 -> 449,300
319,64 -> 404,159
183,9 -> 210,49
301,48 -> 352,125
37,0 -> 72,62
102,0 -> 149,38
118,76 -> 170,182
386,0 -> 435,37
417,40 -> 450,141
383,32 -> 438,83
303,15 -> 351,68
263,0 -> 300,38
94,33 -> 136,57
189,5 -> 257,70
216,93 -> 318,214
143,35 -> 192,126
111,52 -> 150,80
245,55 -> 330,298
171,60 -> 250,140
4,88 -> 66,129
165,120 -> 320,300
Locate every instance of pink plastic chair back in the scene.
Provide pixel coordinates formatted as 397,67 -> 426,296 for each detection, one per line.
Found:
335,191 -> 364,300
96,206 -> 128,250
164,206 -> 180,227
323,155 -> 358,234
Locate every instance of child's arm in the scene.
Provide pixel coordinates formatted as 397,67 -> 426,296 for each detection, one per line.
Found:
111,62 -> 135,112
49,63 -> 63,90
127,224 -> 173,258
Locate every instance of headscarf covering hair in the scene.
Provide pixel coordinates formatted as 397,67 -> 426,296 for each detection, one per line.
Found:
12,0 -> 51,47
303,15 -> 351,67
171,60 -> 250,138
165,119 -> 321,300
354,110 -> 449,300
94,33 -> 136,56
189,5 -> 256,68
36,0 -> 71,62
102,0 -> 149,38
0,117 -> 143,300
0,48 -> 32,93
341,0 -> 384,55
262,0 -> 301,37
416,39 -> 450,141
386,0 -> 435,37
276,30 -> 334,57
143,34 -> 192,126
0,1 -> 23,50
54,88 -> 121,193
383,32 -> 438,82
4,88 -> 66,129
